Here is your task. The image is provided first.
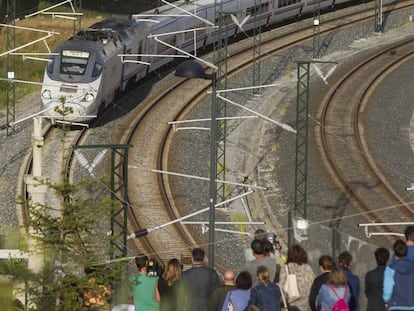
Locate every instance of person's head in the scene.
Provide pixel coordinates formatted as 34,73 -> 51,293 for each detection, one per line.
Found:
394,239 -> 407,258
256,265 -> 271,285
287,244 -> 308,264
319,255 -> 334,272
191,248 -> 205,264
337,251 -> 352,268
374,247 -> 390,266
236,271 -> 252,290
254,229 -> 266,241
162,258 -> 181,285
135,254 -> 148,272
274,241 -> 282,251
263,240 -> 275,256
405,226 -> 414,244
327,267 -> 347,287
251,239 -> 266,257
222,269 -> 236,285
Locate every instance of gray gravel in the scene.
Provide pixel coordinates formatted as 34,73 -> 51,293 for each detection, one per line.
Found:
1,3 -> 414,283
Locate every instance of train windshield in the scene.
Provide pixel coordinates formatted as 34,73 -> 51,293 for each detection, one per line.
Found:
60,50 -> 90,75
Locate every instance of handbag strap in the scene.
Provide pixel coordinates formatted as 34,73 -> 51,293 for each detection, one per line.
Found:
277,283 -> 288,309
285,263 -> 291,274
328,284 -> 347,299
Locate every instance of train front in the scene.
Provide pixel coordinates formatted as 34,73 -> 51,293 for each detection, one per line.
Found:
41,41 -> 103,122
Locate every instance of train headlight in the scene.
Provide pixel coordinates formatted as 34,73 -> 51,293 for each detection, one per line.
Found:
83,93 -> 94,102
42,90 -> 51,99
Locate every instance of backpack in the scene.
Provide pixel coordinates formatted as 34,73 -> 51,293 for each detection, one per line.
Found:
325,284 -> 350,311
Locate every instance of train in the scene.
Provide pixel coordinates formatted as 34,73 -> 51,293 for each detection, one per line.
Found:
40,0 -> 351,122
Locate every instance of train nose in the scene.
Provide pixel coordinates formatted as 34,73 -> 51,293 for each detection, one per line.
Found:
41,100 -> 87,120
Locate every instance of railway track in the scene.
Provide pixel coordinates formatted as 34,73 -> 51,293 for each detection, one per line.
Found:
317,38 -> 414,237
119,0 -> 414,268
20,0 -> 414,271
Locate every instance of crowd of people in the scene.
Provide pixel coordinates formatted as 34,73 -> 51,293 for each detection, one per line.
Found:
106,225 -> 414,311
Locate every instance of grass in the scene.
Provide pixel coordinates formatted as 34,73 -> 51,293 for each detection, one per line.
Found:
0,9 -> 108,109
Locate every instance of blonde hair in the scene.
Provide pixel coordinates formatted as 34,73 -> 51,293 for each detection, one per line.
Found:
328,267 -> 347,287
256,265 -> 270,286
162,258 -> 181,286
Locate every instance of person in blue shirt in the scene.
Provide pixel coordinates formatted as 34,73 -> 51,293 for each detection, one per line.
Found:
221,271 -> 252,311
247,265 -> 281,311
338,251 -> 360,311
385,226 -> 414,311
316,267 -> 351,311
383,239 -> 407,307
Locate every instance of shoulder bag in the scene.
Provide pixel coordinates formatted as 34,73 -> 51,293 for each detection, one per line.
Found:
283,264 -> 301,303
277,283 -> 288,311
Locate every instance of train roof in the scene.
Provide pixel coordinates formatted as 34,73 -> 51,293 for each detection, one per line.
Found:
89,17 -> 137,33
71,17 -> 139,43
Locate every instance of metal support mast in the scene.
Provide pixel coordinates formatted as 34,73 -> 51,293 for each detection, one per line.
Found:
291,60 -> 336,247
313,0 -> 321,59
74,145 -> 131,258
253,0 -> 262,94
291,61 -> 310,246
109,145 -> 131,258
214,1 -> 229,204
73,0 -> 82,33
6,0 -> 16,136
374,0 -> 383,33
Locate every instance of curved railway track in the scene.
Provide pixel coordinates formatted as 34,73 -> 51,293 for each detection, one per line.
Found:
20,0 -> 414,270
317,38 -> 414,237
121,0 -> 414,267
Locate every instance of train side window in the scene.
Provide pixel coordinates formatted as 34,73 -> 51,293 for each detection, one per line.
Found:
184,23 -> 204,41
247,2 -> 269,15
92,62 -> 103,77
157,35 -> 176,54
279,0 -> 300,8
215,14 -> 233,26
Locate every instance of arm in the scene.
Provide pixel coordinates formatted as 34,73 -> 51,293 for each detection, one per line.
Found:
155,280 -> 160,302
309,280 -> 318,311
355,275 -> 361,299
316,285 -> 326,310
248,288 -> 258,308
383,266 -> 395,302
209,288 -> 219,311
221,292 -> 231,311
364,271 -> 371,298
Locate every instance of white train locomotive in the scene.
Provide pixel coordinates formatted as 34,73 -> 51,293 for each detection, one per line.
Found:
40,0 -> 350,122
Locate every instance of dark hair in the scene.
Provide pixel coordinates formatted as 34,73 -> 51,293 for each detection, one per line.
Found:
319,255 -> 334,271
192,248 -> 205,262
338,251 -> 352,268
135,254 -> 148,270
374,247 -> 390,266
254,229 -> 266,240
394,239 -> 407,258
236,271 -> 252,290
287,244 -> 308,264
263,240 -> 274,254
405,226 -> 414,242
251,239 -> 265,255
